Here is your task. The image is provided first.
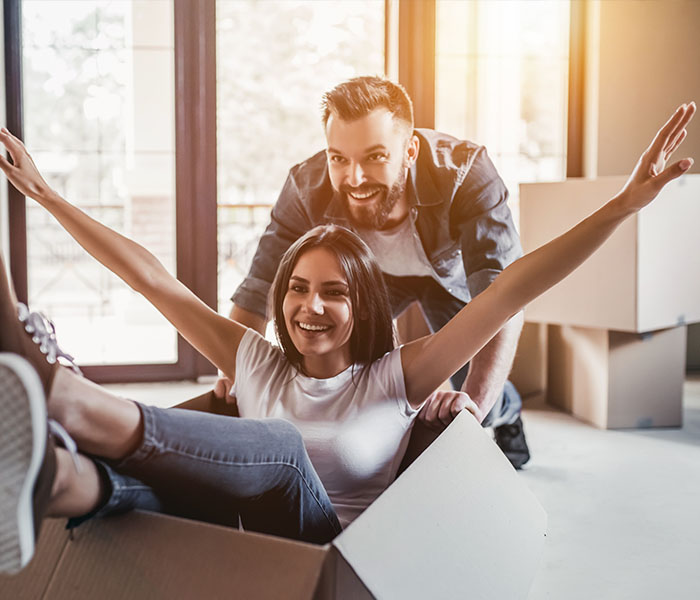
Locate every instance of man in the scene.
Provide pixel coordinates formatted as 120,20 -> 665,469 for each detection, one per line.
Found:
223,76 -> 529,468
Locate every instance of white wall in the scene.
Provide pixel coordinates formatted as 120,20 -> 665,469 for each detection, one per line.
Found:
587,0 -> 700,177
581,0 -> 700,366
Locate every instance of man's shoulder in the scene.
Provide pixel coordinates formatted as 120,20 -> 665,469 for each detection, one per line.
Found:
414,128 -> 484,172
280,149 -> 335,216
288,149 -> 329,187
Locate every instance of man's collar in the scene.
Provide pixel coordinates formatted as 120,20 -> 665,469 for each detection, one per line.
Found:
409,142 -> 441,207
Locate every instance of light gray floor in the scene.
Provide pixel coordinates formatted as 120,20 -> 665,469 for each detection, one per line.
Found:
105,377 -> 700,599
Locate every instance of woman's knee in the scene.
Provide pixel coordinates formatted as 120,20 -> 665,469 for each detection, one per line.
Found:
264,419 -> 307,455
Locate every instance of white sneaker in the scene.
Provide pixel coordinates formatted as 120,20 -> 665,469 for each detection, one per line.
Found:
0,353 -> 53,574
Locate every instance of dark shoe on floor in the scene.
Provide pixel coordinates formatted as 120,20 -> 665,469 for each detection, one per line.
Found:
0,353 -> 57,574
0,253 -> 80,398
494,415 -> 531,470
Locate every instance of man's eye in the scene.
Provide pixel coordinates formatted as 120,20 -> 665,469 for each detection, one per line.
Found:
330,155 -> 346,164
368,153 -> 387,161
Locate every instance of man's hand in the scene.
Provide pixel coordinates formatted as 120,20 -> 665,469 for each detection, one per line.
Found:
214,376 -> 235,403
418,390 -> 482,431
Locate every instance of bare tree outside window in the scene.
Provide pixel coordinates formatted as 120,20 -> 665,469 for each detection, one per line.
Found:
216,0 -> 385,313
22,0 -> 177,365
435,0 -> 570,226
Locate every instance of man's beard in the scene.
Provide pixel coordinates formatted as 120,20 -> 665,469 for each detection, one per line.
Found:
341,166 -> 408,230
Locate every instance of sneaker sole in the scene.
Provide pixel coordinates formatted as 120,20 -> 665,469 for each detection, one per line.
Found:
0,353 -> 47,574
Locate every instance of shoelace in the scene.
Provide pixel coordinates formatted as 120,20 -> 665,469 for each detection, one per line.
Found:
17,303 -> 82,375
48,419 -> 82,473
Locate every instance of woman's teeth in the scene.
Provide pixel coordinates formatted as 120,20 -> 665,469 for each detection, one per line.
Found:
298,322 -> 330,332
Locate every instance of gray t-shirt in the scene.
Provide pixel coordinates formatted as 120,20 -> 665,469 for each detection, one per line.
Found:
357,216 -> 433,278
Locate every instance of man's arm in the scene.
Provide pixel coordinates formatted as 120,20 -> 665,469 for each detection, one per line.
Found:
229,304 -> 267,335
454,145 -> 524,422
461,311 -> 523,422
215,164 -> 317,398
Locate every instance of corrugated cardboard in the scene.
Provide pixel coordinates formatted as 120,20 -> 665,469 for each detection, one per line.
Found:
520,175 -> 700,332
547,324 -> 685,429
510,322 -> 548,400
0,412 -> 546,599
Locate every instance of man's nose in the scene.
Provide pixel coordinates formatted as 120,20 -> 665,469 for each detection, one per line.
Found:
347,161 -> 366,188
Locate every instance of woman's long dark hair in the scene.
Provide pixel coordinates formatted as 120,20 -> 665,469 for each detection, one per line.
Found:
271,225 -> 395,375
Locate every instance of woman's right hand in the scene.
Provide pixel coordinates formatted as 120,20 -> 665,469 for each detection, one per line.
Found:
0,128 -> 57,203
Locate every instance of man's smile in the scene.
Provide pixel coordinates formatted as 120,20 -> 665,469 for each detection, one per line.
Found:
345,186 -> 384,202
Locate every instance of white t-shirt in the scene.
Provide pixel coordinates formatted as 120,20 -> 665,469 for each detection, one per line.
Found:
233,329 -> 418,528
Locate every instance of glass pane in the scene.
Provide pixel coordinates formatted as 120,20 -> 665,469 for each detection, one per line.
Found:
435,0 -> 570,225
216,0 -> 385,313
22,0 -> 177,365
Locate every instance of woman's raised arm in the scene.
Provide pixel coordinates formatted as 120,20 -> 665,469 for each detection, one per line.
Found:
0,128 -> 245,381
401,102 -> 696,408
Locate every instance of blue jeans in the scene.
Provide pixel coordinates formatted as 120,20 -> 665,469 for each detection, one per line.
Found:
73,404 -> 341,544
384,274 -> 522,427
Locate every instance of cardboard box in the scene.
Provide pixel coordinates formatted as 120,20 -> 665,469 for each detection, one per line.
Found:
520,175 -> 700,332
0,412 -> 547,599
510,322 -> 548,400
547,324 -> 685,429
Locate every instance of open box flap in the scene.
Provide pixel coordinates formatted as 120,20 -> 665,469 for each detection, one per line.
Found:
41,511 -> 330,600
332,411 -> 547,600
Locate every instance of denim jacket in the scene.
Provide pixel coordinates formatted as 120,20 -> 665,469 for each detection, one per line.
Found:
232,129 -> 522,318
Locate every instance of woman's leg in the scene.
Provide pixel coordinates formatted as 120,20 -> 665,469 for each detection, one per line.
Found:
108,405 -> 341,543
47,448 -> 104,518
2,257 -> 340,543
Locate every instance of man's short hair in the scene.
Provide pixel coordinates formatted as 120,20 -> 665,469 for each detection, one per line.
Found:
321,76 -> 414,130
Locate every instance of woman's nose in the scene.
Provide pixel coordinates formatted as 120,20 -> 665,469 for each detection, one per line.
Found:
303,293 -> 324,314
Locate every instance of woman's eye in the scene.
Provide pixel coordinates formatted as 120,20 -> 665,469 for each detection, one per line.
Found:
330,155 -> 346,164
290,285 -> 306,293
326,289 -> 346,297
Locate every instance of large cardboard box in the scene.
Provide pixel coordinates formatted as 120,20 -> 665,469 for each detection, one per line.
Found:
0,412 -> 547,599
520,175 -> 700,332
547,324 -> 686,429
510,322 -> 548,400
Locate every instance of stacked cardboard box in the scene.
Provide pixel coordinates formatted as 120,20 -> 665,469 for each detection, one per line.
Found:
520,175 -> 700,428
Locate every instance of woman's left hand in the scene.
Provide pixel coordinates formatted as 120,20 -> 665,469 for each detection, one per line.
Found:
0,128 -> 56,202
618,102 -> 696,211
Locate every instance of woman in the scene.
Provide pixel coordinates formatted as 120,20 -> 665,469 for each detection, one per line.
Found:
0,102 -> 695,574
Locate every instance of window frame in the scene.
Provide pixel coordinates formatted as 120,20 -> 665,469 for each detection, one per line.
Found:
3,0 -> 217,382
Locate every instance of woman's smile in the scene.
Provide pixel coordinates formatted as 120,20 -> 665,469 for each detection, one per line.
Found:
282,246 -> 354,377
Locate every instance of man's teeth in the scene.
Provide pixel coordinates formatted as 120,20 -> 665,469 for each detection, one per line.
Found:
349,189 -> 379,200
298,322 -> 330,332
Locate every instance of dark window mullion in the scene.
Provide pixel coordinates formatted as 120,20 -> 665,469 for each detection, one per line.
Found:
397,0 -> 436,129
4,0 -> 27,303
5,0 -> 218,382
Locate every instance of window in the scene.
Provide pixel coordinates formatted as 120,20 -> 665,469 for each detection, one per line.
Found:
21,0 -> 178,365
216,0 -> 385,313
435,0 -> 570,224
